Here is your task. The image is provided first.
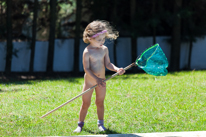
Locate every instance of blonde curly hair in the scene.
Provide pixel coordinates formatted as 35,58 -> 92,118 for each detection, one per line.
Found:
83,20 -> 119,44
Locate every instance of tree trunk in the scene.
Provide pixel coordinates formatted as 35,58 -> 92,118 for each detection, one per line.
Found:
5,0 -> 12,73
170,0 -> 182,71
73,0 -> 82,75
112,0 -> 118,66
152,0 -> 156,44
47,0 -> 57,72
130,0 -> 137,72
30,0 -> 38,72
187,38 -> 192,69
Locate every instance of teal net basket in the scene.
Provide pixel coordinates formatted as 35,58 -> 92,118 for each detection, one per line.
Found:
136,44 -> 168,76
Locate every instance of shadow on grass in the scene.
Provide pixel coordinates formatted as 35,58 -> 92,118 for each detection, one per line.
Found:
83,128 -> 142,136
0,76 -> 81,94
83,127 -> 121,134
0,76 -> 81,85
0,88 -> 22,93
110,75 -> 153,80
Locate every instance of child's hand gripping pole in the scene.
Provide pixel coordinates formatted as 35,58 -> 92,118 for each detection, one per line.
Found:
40,63 -> 136,118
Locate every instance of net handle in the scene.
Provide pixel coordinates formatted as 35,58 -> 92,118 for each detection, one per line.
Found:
40,62 -> 137,118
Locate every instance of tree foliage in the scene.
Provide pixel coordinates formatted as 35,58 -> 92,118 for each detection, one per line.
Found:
1,0 -> 206,40
1,0 -> 206,72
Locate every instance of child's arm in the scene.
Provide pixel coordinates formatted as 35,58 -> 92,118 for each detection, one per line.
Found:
104,47 -> 125,75
83,49 -> 106,87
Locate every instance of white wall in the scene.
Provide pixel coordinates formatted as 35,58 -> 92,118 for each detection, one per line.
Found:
0,36 -> 206,72
53,39 -> 74,71
116,37 -> 132,68
180,42 -> 190,69
11,42 -> 31,72
33,41 -> 48,72
79,40 -> 87,72
191,37 -> 206,69
0,42 -> 6,71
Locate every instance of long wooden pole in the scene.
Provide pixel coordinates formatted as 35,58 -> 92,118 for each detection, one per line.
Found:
41,63 -> 136,118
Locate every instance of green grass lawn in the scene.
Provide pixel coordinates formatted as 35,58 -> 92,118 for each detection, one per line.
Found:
0,71 -> 206,136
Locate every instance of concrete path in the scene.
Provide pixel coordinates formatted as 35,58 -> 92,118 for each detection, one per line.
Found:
75,131 -> 206,137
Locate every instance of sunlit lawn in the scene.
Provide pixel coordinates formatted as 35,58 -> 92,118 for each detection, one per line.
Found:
0,71 -> 206,136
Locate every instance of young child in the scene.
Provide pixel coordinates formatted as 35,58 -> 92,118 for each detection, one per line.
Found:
74,20 -> 125,133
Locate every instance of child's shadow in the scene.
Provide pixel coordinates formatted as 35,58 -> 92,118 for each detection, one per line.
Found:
84,127 -> 120,134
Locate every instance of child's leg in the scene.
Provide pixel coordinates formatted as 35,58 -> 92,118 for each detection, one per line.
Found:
74,83 -> 94,133
95,86 -> 107,131
79,83 -> 94,122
